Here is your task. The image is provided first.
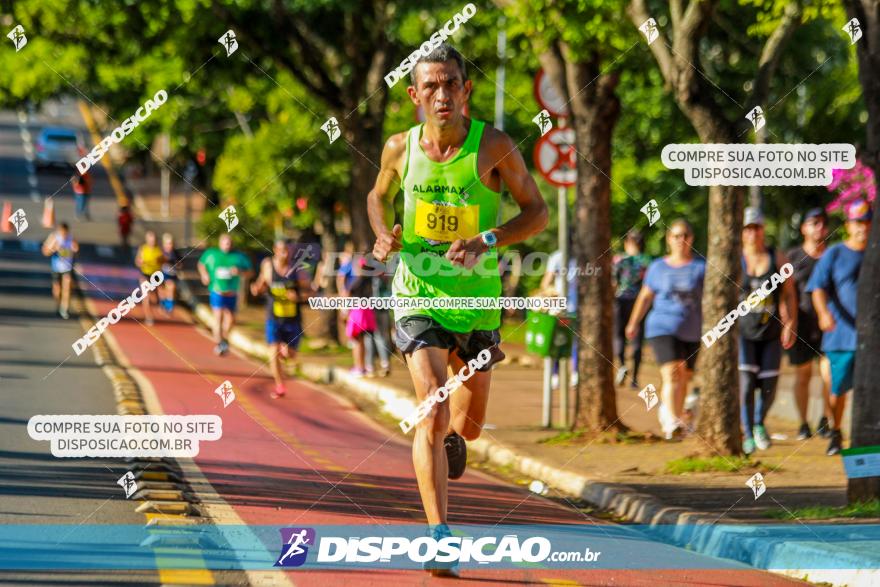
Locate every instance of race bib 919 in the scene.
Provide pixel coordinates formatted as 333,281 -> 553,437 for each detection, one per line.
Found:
414,200 -> 479,242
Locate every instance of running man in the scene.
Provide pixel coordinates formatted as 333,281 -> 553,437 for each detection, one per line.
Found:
250,239 -> 312,398
786,208 -> 832,440
135,231 -> 164,326
198,234 -> 253,355
41,221 -> 79,320
807,199 -> 873,456
367,43 -> 548,573
159,233 -> 180,314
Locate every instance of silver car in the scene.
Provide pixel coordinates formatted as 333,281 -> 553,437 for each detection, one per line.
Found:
35,127 -> 84,169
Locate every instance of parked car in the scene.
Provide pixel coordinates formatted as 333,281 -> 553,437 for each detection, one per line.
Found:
35,127 -> 84,170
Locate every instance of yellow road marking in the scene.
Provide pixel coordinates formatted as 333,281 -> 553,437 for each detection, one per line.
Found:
76,101 -> 129,207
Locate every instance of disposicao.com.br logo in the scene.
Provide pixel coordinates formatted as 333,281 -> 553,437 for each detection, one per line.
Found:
269,525 -> 607,569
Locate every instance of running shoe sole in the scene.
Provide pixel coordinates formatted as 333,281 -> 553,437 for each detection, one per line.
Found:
445,432 -> 467,480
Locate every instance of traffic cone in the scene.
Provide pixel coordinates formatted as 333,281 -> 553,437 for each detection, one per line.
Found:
0,201 -> 11,233
41,197 -> 55,228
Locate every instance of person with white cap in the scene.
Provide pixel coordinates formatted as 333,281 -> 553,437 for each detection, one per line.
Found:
738,207 -> 797,455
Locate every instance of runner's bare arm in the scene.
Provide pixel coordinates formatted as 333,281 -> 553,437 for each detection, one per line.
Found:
446,129 -> 548,267
250,258 -> 270,296
41,235 -> 55,257
484,128 -> 548,247
367,133 -> 407,261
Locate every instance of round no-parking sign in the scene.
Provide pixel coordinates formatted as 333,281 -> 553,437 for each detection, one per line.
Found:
533,127 -> 577,187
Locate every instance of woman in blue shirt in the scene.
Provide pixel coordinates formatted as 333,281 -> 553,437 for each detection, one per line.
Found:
625,219 -> 706,439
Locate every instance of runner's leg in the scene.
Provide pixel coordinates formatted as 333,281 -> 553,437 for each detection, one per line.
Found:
447,352 -> 491,441
269,342 -> 283,387
212,307 -> 223,343
222,308 -> 235,340
406,346 -> 452,525
59,272 -> 71,314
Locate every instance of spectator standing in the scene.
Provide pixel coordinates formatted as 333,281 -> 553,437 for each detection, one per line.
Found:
71,169 -> 93,221
364,268 -> 393,377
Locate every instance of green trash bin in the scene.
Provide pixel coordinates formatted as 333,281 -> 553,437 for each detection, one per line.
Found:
551,315 -> 575,359
525,310 -> 557,357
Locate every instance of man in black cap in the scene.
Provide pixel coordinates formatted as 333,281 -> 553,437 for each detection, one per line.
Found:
786,208 -> 832,441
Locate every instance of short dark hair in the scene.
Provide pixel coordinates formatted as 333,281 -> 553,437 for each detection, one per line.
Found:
410,43 -> 468,87
59,222 -> 69,231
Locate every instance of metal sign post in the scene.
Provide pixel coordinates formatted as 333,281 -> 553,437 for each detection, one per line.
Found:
533,69 -> 575,428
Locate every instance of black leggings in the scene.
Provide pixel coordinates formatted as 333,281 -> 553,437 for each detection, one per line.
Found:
614,296 -> 644,379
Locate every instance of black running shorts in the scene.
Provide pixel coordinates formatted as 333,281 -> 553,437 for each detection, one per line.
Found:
394,315 -> 504,372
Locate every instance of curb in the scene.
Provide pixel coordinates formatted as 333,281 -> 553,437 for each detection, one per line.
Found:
182,296 -> 879,586
71,292 -> 202,520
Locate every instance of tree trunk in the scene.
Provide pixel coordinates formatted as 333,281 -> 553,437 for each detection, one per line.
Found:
686,112 -> 746,455
696,184 -> 745,454
345,113 -> 384,252
546,48 -> 622,433
845,0 -> 880,503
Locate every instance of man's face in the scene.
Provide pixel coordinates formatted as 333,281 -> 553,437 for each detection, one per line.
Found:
219,235 -> 232,253
407,61 -> 471,127
274,242 -> 289,262
846,219 -> 871,244
801,216 -> 828,243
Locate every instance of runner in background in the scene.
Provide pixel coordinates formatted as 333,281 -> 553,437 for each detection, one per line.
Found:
807,199 -> 873,456
135,231 -> 164,326
159,233 -> 180,315
368,43 -> 548,575
41,221 -> 78,320
786,208 -> 832,440
198,234 -> 254,356
613,229 -> 650,389
738,208 -> 797,455
625,219 -> 705,440
251,239 -> 312,398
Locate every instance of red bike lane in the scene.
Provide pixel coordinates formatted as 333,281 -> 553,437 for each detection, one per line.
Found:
78,263 -> 807,586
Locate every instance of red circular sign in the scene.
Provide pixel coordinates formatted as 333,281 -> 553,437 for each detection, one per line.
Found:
533,128 -> 577,187
534,69 -> 570,118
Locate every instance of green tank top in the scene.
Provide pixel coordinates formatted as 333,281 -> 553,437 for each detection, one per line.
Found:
392,119 -> 502,333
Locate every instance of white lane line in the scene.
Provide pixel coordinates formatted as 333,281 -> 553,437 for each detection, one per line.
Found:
27,175 -> 37,188
30,190 -> 40,203
96,245 -> 115,258
17,110 -> 27,124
